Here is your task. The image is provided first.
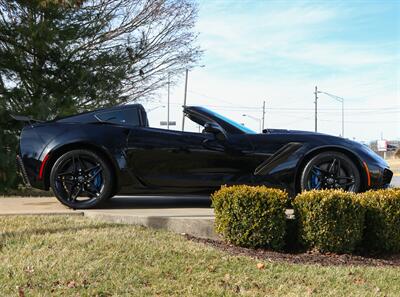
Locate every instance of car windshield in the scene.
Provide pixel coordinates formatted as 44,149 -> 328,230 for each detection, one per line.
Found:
203,108 -> 257,134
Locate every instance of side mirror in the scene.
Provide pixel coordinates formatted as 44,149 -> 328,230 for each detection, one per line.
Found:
204,122 -> 226,141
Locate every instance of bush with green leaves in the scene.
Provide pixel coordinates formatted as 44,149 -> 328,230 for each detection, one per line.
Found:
359,189 -> 400,253
294,189 -> 365,253
212,185 -> 288,250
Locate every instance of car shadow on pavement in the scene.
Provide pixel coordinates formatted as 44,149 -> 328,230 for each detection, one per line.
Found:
99,195 -> 212,209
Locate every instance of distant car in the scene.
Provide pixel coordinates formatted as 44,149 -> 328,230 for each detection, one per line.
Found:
15,104 -> 393,209
387,144 -> 398,152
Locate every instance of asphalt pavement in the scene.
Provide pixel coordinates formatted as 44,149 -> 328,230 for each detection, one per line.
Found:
0,195 -> 211,215
391,176 -> 400,188
1,176 -> 398,217
0,180 -> 398,239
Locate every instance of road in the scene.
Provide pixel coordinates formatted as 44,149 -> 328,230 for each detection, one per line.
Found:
391,175 -> 400,188
1,177 -> 398,216
0,195 -> 211,215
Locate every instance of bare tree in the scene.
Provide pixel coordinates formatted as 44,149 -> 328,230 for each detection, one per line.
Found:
0,0 -> 201,117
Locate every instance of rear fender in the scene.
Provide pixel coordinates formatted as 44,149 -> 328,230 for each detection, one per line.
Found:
22,123 -> 136,191
41,141 -> 125,191
40,124 -> 133,191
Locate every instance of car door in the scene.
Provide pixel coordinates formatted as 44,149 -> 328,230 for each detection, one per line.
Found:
125,126 -> 255,189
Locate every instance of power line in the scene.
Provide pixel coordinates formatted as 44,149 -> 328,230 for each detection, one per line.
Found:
187,90 -> 259,110
183,88 -> 400,120
158,101 -> 400,115
319,119 -> 399,124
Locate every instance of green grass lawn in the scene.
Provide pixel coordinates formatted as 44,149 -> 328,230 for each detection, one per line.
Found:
1,216 -> 399,296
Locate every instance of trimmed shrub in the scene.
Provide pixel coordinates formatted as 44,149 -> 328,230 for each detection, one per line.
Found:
359,189 -> 400,253
294,190 -> 365,253
212,185 -> 288,250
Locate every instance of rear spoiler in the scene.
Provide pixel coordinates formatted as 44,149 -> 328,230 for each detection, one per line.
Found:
10,114 -> 44,125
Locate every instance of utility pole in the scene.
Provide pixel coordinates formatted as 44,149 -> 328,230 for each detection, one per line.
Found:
314,86 -> 318,132
262,100 -> 266,131
167,73 -> 170,130
182,68 -> 189,131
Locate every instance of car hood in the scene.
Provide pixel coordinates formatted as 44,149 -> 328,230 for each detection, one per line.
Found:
263,128 -> 326,135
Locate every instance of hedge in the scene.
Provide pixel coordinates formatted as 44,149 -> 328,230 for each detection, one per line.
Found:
212,185 -> 288,250
212,186 -> 399,255
293,189 -> 365,253
359,188 -> 400,253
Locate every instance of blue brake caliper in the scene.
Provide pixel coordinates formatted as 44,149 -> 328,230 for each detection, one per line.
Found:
92,169 -> 102,191
310,168 -> 320,189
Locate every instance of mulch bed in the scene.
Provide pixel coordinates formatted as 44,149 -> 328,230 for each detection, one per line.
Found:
185,235 -> 400,267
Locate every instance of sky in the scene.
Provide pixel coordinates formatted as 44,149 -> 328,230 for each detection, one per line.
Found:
143,0 -> 400,142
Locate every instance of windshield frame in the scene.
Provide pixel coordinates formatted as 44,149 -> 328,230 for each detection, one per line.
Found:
186,106 -> 257,134
207,109 -> 256,134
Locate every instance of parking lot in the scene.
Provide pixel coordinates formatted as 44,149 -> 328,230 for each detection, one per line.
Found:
391,175 -> 400,187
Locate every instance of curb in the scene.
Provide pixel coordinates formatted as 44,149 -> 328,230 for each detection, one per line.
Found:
83,211 -> 218,240
83,209 -> 294,240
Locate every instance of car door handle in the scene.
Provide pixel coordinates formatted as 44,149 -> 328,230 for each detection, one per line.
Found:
168,147 -> 190,153
202,139 -> 225,152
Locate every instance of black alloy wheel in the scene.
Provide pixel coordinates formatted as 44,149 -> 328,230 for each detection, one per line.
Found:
50,149 -> 113,209
300,151 -> 361,192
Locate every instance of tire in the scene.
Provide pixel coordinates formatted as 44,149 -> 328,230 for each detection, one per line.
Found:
50,149 -> 114,209
300,151 -> 361,192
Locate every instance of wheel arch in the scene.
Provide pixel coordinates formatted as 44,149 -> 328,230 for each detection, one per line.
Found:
42,142 -> 119,193
294,145 -> 367,194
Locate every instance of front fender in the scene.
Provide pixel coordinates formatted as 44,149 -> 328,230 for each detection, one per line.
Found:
253,142 -> 371,195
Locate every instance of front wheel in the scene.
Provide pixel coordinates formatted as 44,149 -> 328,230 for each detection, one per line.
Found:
300,151 -> 361,192
50,149 -> 114,209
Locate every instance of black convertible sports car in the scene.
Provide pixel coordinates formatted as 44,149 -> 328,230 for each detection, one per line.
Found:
15,104 -> 392,209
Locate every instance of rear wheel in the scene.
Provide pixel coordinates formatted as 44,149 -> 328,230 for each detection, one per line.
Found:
300,151 -> 361,192
50,149 -> 113,209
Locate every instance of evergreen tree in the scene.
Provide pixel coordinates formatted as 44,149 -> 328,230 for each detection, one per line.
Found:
0,0 -> 201,192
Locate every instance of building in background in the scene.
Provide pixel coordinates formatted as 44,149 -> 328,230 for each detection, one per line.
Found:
370,140 -> 399,159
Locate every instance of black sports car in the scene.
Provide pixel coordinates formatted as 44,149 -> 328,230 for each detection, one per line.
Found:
15,104 -> 392,209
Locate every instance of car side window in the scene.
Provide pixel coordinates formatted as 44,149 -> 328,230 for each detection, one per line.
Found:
96,108 -> 140,126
